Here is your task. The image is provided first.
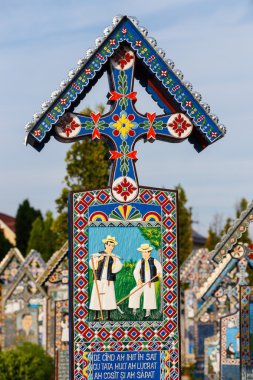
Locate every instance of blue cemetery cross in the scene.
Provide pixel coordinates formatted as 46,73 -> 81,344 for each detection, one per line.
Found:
53,45 -> 195,203
25,15 -> 226,380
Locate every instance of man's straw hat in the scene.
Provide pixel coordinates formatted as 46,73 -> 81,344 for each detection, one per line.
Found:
102,235 -> 118,245
137,243 -> 153,253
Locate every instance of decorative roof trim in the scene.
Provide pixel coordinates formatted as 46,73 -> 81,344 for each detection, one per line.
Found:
0,248 -> 25,274
25,15 -> 226,151
37,241 -> 68,286
180,248 -> 210,281
211,201 -> 253,263
11,249 -> 46,283
4,266 -> 48,302
197,254 -> 235,300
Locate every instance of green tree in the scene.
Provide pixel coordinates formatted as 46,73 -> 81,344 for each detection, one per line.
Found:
139,227 -> 162,250
27,211 -> 57,261
176,185 -> 193,265
205,213 -> 223,251
15,200 -> 42,255
235,198 -> 251,243
0,230 -> 13,261
220,217 -> 232,238
26,216 -> 44,254
53,105 -> 110,247
205,227 -> 220,251
0,343 -> 54,380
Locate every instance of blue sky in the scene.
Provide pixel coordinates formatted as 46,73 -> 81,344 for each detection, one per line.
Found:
1,0 -> 253,237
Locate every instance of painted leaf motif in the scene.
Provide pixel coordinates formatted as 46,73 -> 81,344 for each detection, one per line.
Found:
119,97 -> 128,110
120,156 -> 129,177
118,70 -> 128,94
83,121 -> 94,129
97,120 -> 108,130
139,121 -> 150,130
153,120 -> 165,130
120,141 -> 129,154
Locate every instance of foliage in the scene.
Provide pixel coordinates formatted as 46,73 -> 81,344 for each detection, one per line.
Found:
53,105 -> 110,247
0,343 -> 54,380
205,213 -> 223,251
176,185 -> 193,265
15,200 -> 42,256
235,198 -> 251,243
27,211 -> 57,261
51,211 -> 69,249
0,230 -> 13,262
139,227 -> 162,250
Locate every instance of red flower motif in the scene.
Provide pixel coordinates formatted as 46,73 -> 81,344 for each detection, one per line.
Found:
119,52 -> 134,69
122,27 -> 127,34
113,178 -> 137,201
136,40 -> 142,47
185,101 -> 192,108
172,85 -> 180,92
168,114 -> 191,137
34,130 -> 41,136
147,55 -> 155,63
96,53 -> 104,61
211,132 -> 217,138
60,98 -> 67,105
72,83 -> 80,91
57,115 -> 80,137
197,115 -> 205,122
110,39 -> 116,45
85,68 -> 92,75
47,113 -> 55,120
161,70 -> 167,77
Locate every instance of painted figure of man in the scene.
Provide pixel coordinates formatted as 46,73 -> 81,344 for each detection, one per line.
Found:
61,313 -> 69,349
226,342 -> 235,359
17,312 -> 36,343
89,236 -> 122,321
129,243 -> 162,319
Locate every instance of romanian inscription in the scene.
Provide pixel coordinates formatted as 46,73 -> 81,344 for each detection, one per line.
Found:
92,351 -> 160,380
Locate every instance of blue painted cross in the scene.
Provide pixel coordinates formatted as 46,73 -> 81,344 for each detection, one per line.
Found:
54,46 -> 193,203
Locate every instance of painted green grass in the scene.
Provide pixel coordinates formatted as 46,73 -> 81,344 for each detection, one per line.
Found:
88,261 -> 162,321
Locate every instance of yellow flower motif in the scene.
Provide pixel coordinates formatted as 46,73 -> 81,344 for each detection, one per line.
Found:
112,113 -> 135,138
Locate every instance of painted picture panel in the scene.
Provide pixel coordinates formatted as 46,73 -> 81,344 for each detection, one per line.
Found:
16,308 -> 38,345
88,226 -> 162,322
220,312 -> 240,380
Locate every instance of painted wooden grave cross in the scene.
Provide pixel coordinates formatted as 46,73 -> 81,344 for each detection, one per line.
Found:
25,15 -> 225,380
